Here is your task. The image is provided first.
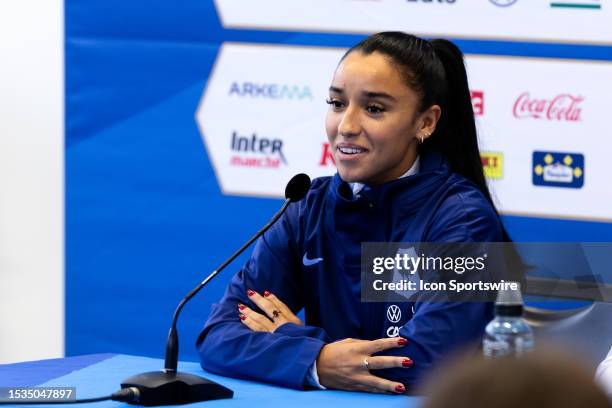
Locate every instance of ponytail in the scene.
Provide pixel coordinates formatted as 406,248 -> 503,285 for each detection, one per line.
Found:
426,40 -> 483,196
422,40 -> 499,223
426,39 -> 511,242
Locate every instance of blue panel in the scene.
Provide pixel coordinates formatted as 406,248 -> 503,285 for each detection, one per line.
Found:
503,215 -> 612,242
0,354 -> 115,387
66,0 -> 612,363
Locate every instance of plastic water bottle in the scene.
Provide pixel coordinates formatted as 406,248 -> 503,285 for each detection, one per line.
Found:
483,283 -> 534,358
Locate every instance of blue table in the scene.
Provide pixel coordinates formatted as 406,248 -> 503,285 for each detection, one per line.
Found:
0,354 -> 420,407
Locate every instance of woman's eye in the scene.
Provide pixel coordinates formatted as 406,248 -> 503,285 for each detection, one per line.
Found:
366,105 -> 385,114
325,98 -> 344,109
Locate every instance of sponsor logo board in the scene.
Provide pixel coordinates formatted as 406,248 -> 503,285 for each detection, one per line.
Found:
214,0 -> 612,44
197,44 -> 611,220
196,44 -> 341,197
532,151 -> 584,189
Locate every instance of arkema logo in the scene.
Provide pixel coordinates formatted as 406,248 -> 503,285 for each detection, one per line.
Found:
229,82 -> 313,100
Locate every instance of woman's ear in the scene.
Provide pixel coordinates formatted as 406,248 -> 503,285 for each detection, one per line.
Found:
418,105 -> 442,142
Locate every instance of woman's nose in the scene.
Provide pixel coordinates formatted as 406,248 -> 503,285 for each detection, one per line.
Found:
337,106 -> 361,138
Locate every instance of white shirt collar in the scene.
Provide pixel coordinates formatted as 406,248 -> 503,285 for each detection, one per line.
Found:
350,155 -> 420,196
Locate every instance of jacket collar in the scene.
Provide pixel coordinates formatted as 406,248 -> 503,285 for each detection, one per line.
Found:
330,151 -> 450,208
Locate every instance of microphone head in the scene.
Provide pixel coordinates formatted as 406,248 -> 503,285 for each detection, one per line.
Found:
285,173 -> 311,202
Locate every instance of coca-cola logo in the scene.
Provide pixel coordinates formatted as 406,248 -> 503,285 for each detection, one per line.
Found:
513,92 -> 583,121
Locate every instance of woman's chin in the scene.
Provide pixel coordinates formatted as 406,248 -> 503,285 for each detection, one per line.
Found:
338,169 -> 369,184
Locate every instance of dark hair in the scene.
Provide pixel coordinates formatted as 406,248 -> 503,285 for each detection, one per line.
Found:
343,32 -> 512,242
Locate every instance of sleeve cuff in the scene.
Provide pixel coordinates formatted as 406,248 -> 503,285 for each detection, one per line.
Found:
275,322 -> 330,342
304,360 -> 326,390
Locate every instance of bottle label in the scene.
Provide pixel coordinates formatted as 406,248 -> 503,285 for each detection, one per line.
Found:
483,338 -> 511,358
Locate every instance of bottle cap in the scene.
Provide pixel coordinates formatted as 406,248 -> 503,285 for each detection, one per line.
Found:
495,282 -> 523,317
495,281 -> 523,305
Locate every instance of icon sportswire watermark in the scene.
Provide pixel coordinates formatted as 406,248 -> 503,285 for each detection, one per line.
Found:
360,242 -> 612,303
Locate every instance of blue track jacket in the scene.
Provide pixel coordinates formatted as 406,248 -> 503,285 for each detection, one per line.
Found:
196,151 -> 502,390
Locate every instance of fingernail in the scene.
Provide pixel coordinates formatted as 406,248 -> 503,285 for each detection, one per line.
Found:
238,304 -> 246,310
239,314 -> 246,321
402,358 -> 414,368
398,338 -> 408,346
395,384 -> 406,394
263,290 -> 271,297
247,289 -> 256,297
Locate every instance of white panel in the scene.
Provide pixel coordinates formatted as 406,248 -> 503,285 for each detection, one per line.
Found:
196,43 -> 612,221
468,55 -> 611,221
196,44 -> 343,198
0,1 -> 64,363
215,0 -> 612,45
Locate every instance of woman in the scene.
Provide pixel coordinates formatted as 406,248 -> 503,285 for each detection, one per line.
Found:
197,32 -> 509,394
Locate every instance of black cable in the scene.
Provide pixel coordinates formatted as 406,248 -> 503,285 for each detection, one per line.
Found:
0,388 -> 139,405
0,396 -> 112,405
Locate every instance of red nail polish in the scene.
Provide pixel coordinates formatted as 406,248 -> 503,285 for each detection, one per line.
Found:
238,304 -> 246,310
395,384 -> 406,394
239,314 -> 246,320
398,338 -> 408,346
263,290 -> 271,297
402,359 -> 413,368
247,289 -> 255,297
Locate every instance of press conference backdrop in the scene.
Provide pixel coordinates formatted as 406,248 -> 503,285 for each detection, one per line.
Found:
3,0 -> 612,365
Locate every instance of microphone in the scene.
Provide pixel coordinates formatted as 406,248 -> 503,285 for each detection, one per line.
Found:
284,173 -> 310,202
120,174 -> 312,406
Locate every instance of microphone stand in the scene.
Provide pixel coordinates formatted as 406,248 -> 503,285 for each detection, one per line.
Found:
120,200 -> 293,406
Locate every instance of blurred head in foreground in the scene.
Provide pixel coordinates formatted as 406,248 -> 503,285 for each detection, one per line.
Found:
420,349 -> 611,408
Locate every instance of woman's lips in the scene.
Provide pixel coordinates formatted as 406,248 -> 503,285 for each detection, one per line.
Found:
336,144 -> 368,161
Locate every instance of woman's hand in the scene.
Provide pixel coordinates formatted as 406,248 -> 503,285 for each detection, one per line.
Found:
238,290 -> 413,394
316,337 -> 413,394
238,289 -> 302,332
